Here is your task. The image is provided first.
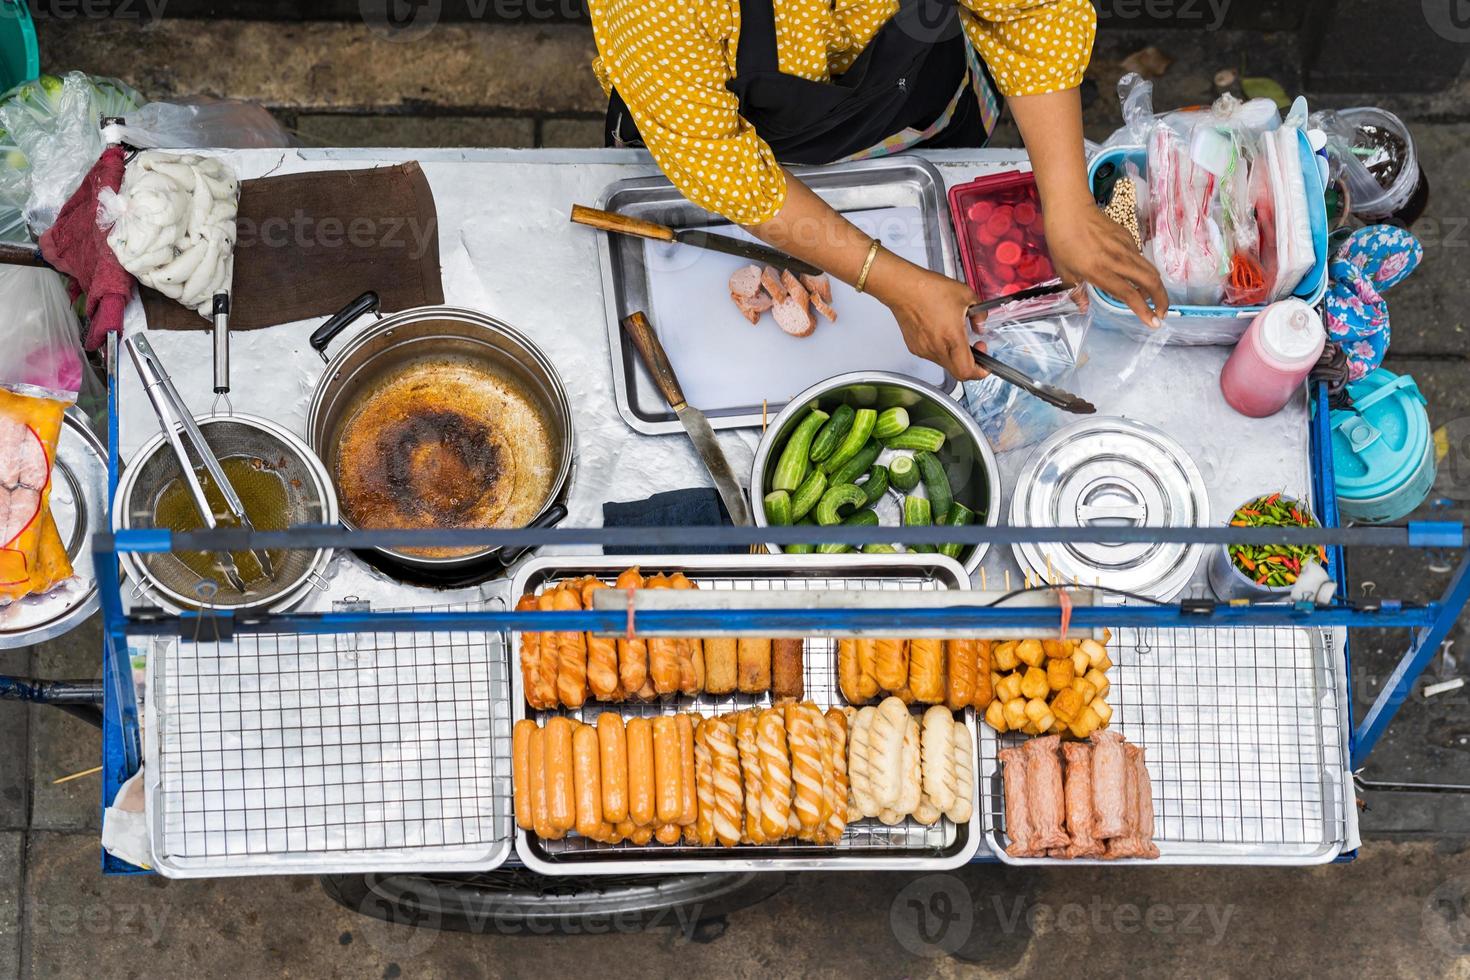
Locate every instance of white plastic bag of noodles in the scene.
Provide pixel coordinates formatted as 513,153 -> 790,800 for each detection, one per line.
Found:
962,284 -> 1092,454
97,150 -> 240,318
0,72 -> 143,239
100,97 -> 294,149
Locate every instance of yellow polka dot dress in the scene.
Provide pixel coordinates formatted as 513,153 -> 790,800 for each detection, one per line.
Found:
590,0 -> 1096,225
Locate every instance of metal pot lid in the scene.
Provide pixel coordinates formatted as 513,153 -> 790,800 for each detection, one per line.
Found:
0,410 -> 106,648
1009,417 -> 1209,601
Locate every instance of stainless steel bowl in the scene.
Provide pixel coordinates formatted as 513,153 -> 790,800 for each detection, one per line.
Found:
114,414 -> 337,614
750,371 -> 1000,573
305,304 -> 575,570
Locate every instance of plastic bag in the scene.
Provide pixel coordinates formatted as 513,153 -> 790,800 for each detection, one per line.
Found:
963,284 -> 1092,453
1256,123 -> 1314,302
1146,121 -> 1228,306
100,97 -> 293,149
0,385 -> 73,603
0,72 -> 144,238
0,266 -> 86,399
99,151 -> 240,317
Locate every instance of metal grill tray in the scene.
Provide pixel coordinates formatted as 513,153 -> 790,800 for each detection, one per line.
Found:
144,605 -> 514,877
979,624 -> 1350,866
596,156 -> 963,434
509,553 -> 984,874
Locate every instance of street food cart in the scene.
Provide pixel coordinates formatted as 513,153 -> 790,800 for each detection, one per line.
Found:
5,145 -> 1458,904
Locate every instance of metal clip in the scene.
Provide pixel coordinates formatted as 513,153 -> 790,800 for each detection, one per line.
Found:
332,596 -> 370,662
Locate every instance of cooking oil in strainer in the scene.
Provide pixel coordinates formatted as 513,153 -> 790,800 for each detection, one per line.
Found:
152,455 -> 290,588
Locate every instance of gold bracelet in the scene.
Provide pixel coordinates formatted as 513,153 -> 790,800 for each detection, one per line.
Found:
855,239 -> 882,294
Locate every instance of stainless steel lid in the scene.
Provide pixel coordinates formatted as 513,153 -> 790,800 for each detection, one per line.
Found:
0,410 -> 106,648
1010,417 -> 1209,601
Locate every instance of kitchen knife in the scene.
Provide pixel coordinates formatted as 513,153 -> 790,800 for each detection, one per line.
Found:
620,311 -> 755,527
972,347 -> 1096,415
573,204 -> 822,278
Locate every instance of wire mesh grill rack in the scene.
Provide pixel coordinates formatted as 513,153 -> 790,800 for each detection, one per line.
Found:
145,604 -> 514,877
510,555 -> 983,873
979,624 -> 1350,865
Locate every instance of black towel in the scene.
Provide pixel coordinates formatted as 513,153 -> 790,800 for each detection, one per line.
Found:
601,488 -> 743,555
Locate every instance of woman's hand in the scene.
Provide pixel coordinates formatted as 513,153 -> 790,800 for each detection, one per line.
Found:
1045,194 -> 1169,326
868,256 -> 988,382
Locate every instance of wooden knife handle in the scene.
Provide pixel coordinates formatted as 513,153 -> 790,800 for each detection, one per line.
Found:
571,205 -> 677,243
620,311 -> 686,409
0,243 -> 47,268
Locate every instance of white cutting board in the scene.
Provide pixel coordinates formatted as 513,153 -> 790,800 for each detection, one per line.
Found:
642,206 -> 947,413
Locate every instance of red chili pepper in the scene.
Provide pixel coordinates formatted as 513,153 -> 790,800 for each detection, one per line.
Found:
1239,509 -> 1261,518
1287,557 -> 1301,572
1265,492 -> 1281,505
1240,556 -> 1257,571
1256,571 -> 1270,584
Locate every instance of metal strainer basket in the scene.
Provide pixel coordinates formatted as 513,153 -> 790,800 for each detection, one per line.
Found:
114,414 -> 337,613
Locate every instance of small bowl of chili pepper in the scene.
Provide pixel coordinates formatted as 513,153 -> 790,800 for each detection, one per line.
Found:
1207,492 -> 1327,601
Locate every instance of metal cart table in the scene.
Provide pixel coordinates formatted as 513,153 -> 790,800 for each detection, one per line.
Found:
89,148 -> 1469,877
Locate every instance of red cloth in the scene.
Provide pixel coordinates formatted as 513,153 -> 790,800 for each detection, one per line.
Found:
38,146 -> 135,351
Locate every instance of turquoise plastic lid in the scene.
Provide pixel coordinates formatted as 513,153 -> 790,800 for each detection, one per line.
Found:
1329,368 -> 1430,501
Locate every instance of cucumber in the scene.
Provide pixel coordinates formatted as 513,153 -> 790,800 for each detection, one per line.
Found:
914,451 -> 953,523
771,409 -> 829,492
873,406 -> 910,441
858,464 -> 889,506
938,501 -> 976,560
784,542 -> 815,555
789,469 -> 827,522
815,483 -> 868,526
816,542 -> 853,555
903,494 -> 934,553
843,507 -> 880,527
861,543 -> 899,554
808,404 -> 855,463
764,490 -> 793,526
889,454 -> 920,492
829,439 -> 882,487
881,425 -> 946,453
820,408 -> 877,475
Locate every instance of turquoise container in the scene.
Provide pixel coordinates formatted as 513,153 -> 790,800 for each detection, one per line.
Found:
0,0 -> 38,92
1329,369 -> 1435,524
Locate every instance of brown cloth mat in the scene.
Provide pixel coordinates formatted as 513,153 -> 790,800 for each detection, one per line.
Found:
141,162 -> 444,331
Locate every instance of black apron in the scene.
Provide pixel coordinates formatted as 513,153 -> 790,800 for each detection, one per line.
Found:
605,0 -> 986,163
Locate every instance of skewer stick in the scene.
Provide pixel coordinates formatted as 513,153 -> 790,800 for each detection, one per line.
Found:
52,765 -> 102,785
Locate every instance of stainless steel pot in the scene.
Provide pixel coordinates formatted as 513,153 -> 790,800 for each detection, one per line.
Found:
305,292 -> 574,570
750,371 -> 1001,573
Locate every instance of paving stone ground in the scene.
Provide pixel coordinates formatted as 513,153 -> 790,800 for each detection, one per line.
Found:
8,12 -> 1470,978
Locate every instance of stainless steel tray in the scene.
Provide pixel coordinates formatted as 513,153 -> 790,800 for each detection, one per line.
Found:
508,553 -> 985,873
595,156 -> 963,435
144,603 -> 514,877
978,624 -> 1350,866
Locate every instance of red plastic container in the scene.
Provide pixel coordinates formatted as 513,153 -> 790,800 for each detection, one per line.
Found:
948,171 -> 1056,300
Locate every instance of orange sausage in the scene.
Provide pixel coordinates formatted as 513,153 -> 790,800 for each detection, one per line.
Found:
542,716 -> 576,833
614,567 -> 649,695
528,725 -> 560,841
534,591 -> 560,708
553,587 -> 588,709
596,713 -> 629,823
515,595 -> 544,709
572,722 -> 604,838
668,573 -> 704,694
654,823 -> 682,845
579,578 -> 621,700
513,719 -> 536,831
625,717 -> 656,827
652,715 -> 683,825
626,823 -> 654,846
645,575 -> 681,695
676,713 -> 698,827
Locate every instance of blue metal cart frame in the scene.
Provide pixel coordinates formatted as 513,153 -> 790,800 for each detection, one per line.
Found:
79,379 -> 1470,874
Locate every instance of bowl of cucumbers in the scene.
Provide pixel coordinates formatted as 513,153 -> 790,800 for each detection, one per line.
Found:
750,371 -> 1001,572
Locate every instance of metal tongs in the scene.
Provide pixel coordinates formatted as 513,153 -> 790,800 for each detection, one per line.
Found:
125,331 -> 273,591
965,282 -> 1096,415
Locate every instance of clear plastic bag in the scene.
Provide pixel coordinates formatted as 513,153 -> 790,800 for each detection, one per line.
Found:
962,284 -> 1092,453
0,72 -> 143,238
99,97 -> 293,149
1147,120 -> 1228,306
0,265 -> 86,400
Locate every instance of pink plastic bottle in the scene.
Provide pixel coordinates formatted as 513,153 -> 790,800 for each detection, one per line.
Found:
1220,299 -> 1326,418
